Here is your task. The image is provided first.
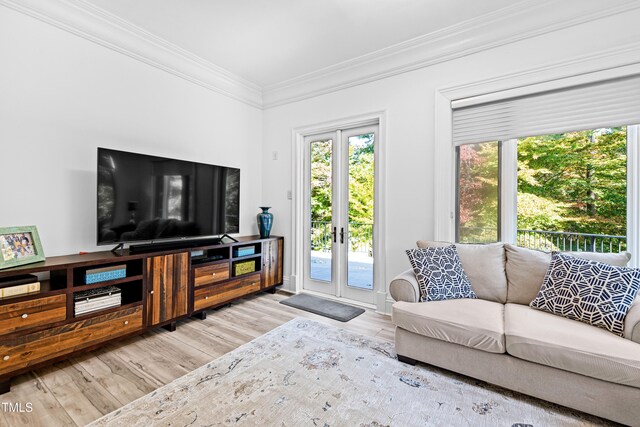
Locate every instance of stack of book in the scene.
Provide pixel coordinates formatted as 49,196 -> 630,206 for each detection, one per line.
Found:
74,286 -> 121,316
0,274 -> 40,298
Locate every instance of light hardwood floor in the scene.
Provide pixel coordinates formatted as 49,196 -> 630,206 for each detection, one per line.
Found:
1,292 -> 394,427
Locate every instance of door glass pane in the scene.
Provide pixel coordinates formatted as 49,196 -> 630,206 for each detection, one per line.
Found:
347,133 -> 374,289
310,139 -> 332,282
457,141 -> 499,243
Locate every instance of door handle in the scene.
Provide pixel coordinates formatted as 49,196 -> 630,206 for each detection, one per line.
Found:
331,227 -> 337,243
340,227 -> 345,244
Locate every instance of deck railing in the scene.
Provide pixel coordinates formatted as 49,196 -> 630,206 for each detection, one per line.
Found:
312,223 -> 626,254
516,229 -> 626,253
459,226 -> 626,253
311,220 -> 373,255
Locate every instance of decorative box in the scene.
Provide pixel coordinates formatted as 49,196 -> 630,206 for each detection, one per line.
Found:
233,246 -> 256,257
234,260 -> 255,276
85,264 -> 127,284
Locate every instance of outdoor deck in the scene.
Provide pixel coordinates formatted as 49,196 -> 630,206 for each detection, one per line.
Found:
310,251 -> 373,290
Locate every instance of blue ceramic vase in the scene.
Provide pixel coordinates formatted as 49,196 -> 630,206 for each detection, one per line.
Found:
257,207 -> 273,238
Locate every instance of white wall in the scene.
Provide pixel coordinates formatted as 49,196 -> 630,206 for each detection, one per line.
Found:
0,7 -> 263,256
262,10 -> 640,304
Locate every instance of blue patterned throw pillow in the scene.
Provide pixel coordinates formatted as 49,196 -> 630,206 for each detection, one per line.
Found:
530,252 -> 640,336
406,245 -> 476,302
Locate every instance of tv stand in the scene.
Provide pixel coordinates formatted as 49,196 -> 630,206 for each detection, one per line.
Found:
218,233 -> 238,243
0,235 -> 283,394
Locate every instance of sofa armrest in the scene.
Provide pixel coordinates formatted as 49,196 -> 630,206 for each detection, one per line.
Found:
624,296 -> 640,344
389,269 -> 420,303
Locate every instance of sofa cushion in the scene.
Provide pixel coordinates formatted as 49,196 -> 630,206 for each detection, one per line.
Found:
406,246 -> 476,301
530,252 -> 640,336
392,299 -> 505,353
505,303 -> 640,387
504,244 -> 631,305
416,241 -> 507,303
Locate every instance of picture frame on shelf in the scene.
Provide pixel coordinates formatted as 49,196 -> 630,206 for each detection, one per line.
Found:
0,225 -> 45,270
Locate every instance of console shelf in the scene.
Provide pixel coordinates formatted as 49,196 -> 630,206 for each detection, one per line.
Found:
72,275 -> 144,292
0,280 -> 67,305
232,253 -> 262,261
191,258 -> 229,268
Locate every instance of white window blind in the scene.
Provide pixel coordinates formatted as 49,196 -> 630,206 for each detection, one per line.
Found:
452,76 -> 640,146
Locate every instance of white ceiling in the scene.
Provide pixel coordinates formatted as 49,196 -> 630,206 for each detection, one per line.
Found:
84,0 -> 517,87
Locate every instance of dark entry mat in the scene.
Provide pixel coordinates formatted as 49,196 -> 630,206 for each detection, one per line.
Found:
280,293 -> 365,322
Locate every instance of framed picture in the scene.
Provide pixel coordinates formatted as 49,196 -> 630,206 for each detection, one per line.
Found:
0,226 -> 45,270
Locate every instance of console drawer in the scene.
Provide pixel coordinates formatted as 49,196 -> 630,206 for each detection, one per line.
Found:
0,294 -> 67,335
0,305 -> 143,376
194,273 -> 261,311
194,263 -> 230,288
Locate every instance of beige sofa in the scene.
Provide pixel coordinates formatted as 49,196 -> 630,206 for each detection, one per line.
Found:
390,241 -> 640,426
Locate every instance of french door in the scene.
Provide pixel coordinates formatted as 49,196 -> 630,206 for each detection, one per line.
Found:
303,125 -> 377,305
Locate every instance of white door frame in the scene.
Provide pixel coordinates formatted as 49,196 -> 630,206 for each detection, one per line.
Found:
291,111 -> 387,312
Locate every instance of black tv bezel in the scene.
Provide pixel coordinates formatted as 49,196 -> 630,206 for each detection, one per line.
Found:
96,147 -> 240,247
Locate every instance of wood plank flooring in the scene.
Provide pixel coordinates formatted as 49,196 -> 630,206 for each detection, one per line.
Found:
1,292 -> 393,426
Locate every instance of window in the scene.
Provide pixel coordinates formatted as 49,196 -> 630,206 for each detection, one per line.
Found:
437,73 -> 640,272
456,126 -> 631,253
456,141 -> 500,243
449,75 -> 640,262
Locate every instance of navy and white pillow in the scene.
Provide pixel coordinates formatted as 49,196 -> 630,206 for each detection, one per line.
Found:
406,245 -> 476,302
530,252 -> 640,336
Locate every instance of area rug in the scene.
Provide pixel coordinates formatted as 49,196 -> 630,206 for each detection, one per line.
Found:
280,293 -> 365,321
89,318 -> 612,426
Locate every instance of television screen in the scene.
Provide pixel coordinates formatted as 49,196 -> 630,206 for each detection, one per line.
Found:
97,148 -> 240,245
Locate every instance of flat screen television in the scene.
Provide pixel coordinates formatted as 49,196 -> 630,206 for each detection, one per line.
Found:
97,148 -> 240,246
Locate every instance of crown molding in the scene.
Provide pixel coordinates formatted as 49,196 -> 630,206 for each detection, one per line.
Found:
262,0 -> 640,108
442,40 -> 640,104
0,0 -> 263,108
3,0 -> 639,110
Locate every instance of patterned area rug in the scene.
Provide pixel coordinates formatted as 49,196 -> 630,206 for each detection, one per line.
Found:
90,318 -> 612,426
